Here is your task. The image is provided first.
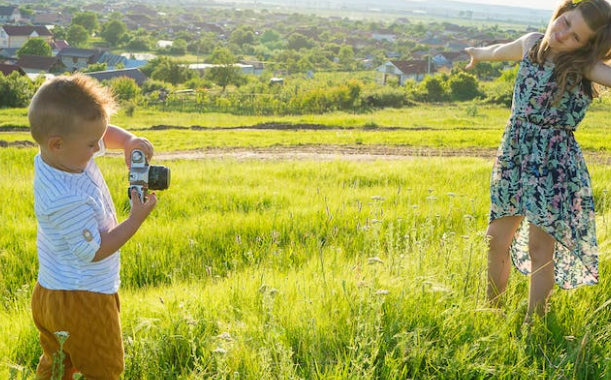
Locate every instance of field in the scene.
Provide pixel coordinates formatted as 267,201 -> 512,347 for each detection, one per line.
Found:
2,103 -> 611,379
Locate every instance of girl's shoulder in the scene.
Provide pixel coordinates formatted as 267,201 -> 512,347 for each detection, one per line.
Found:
521,32 -> 544,57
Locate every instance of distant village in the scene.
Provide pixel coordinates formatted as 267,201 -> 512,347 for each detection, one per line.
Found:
0,2 -> 538,88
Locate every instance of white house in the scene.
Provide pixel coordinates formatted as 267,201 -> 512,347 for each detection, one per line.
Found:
376,60 -> 431,85
0,25 -> 53,49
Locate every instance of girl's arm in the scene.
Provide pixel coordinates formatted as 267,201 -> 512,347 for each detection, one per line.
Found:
465,32 -> 540,70
587,61 -> 611,88
103,124 -> 154,166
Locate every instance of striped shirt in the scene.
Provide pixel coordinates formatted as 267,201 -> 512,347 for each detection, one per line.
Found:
33,149 -> 120,294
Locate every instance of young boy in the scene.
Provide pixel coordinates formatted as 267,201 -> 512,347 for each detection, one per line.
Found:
29,73 -> 157,379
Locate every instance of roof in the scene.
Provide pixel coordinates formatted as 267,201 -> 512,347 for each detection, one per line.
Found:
17,54 -> 64,72
389,60 -> 429,75
85,68 -> 148,86
2,25 -> 53,37
0,47 -> 19,58
97,51 -> 127,67
0,6 -> 18,16
0,63 -> 26,76
51,40 -> 70,50
57,48 -> 103,59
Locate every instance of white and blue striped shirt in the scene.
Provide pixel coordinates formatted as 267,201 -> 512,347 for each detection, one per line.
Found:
34,151 -> 120,294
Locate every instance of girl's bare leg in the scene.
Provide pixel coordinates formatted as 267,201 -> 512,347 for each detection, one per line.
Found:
526,223 -> 555,320
486,216 -> 523,307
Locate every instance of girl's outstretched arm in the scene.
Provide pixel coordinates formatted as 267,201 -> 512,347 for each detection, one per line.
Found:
587,61 -> 611,88
465,32 -> 541,70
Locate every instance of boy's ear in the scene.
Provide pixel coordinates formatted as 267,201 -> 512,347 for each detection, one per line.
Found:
47,136 -> 63,152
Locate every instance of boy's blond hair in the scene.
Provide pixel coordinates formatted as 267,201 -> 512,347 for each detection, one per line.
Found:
29,73 -> 117,144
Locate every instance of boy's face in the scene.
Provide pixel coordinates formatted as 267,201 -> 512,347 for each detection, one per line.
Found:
53,118 -> 107,173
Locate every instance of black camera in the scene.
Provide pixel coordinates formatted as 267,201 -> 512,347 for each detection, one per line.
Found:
128,149 -> 170,203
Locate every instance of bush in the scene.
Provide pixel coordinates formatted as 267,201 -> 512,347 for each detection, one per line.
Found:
0,72 -> 37,108
107,76 -> 141,102
448,72 -> 482,101
362,87 -> 408,108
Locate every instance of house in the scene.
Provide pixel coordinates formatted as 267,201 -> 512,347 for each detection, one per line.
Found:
32,12 -> 70,26
370,30 -> 396,43
56,47 -> 103,71
431,51 -> 469,68
0,63 -> 26,76
0,25 -> 53,49
187,63 -> 259,76
376,60 -> 431,85
86,68 -> 149,86
239,60 -> 265,75
16,54 -> 66,74
96,51 -> 148,70
51,39 -> 69,54
0,47 -> 18,59
0,6 -> 22,24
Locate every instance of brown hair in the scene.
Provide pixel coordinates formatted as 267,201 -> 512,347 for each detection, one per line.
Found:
529,0 -> 611,100
28,73 -> 117,144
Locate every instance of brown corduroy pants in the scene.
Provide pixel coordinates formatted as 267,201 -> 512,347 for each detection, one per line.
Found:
31,282 -> 124,380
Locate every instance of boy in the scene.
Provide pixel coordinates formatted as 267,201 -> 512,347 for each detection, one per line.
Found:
29,73 -> 157,379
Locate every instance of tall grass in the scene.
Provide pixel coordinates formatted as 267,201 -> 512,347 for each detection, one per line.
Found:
2,146 -> 611,378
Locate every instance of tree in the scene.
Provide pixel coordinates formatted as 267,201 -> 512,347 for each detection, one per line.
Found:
287,33 -> 313,50
230,26 -> 255,48
67,24 -> 89,47
338,45 -> 355,70
100,19 -> 127,47
72,11 -> 99,34
17,38 -> 51,58
205,47 -> 246,92
145,57 -> 194,85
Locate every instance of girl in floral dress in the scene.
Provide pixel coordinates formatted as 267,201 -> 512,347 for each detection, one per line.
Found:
465,0 -> 611,321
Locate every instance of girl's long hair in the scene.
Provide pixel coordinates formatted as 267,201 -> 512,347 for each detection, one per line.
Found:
529,0 -> 611,100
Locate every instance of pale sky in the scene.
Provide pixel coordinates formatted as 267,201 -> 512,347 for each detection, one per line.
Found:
451,0 -> 558,10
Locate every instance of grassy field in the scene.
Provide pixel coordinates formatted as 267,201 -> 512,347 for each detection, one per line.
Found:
2,104 -> 611,378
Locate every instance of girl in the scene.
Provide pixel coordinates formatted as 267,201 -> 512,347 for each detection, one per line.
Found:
465,0 -> 611,321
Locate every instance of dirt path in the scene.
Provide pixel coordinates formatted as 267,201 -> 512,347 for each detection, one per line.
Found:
149,145 -> 499,161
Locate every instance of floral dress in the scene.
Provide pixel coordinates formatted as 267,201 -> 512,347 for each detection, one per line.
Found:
490,44 -> 599,289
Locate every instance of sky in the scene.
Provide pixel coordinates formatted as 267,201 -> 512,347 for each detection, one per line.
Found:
449,0 -> 558,10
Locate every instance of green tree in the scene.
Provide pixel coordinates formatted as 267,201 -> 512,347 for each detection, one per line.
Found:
230,26 -> 255,48
81,63 -> 107,73
338,45 -> 355,70
100,19 -> 127,47
72,11 -> 99,34
206,47 -> 246,92
145,57 -> 194,85
17,38 -> 51,58
287,33 -> 313,50
67,24 -> 89,47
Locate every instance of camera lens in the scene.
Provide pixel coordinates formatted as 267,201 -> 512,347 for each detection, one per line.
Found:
148,165 -> 170,190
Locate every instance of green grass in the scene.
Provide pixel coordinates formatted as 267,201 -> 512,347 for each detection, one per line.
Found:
3,103 -> 611,378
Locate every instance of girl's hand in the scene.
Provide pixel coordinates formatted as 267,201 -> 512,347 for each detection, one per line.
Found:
464,47 -> 478,70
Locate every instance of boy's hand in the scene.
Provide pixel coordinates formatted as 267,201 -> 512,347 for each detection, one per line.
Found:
129,188 -> 157,223
124,137 -> 154,167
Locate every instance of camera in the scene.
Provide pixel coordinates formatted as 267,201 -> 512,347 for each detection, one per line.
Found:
128,149 -> 170,203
